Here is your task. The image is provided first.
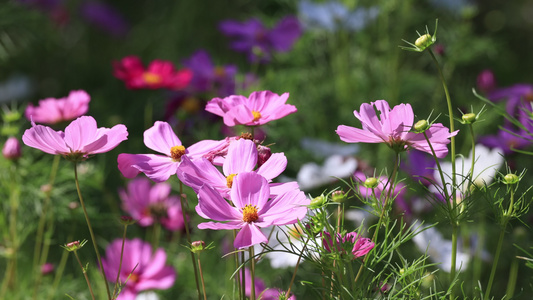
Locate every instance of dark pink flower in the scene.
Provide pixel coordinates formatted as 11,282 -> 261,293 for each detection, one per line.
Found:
322,231 -> 374,259
119,177 -> 185,231
102,238 -> 176,300
196,172 -> 309,249
113,56 -> 193,90
2,137 -> 22,160
41,263 -> 54,275
206,90 -> 297,127
336,100 -> 457,158
476,69 -> 496,93
25,90 -> 90,125
117,121 -> 225,182
22,116 -> 128,160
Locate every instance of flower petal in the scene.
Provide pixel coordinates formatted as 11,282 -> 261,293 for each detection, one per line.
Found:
230,172 -> 270,210
22,123 -> 69,155
234,223 -> 268,249
224,139 -> 257,175
143,121 -> 181,156
117,153 -> 177,182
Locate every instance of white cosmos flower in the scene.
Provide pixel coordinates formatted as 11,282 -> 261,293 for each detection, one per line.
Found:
434,144 -> 504,194
297,155 -> 358,191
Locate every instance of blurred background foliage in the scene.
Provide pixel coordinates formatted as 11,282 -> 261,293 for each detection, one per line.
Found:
2,0 -> 533,299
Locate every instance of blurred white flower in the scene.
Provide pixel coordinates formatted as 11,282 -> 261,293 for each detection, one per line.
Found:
136,292 -> 159,300
258,224 -> 313,269
434,144 -> 504,194
298,1 -> 379,32
300,137 -> 359,158
412,224 -> 470,273
297,155 -> 357,190
0,75 -> 32,103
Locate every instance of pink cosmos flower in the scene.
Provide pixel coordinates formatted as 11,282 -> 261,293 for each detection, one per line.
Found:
22,116 -> 128,160
117,121 -> 226,182
2,137 -> 22,160
336,100 -> 457,158
243,268 -> 296,300
322,231 -> 374,259
205,90 -> 297,127
102,238 -> 176,300
113,55 -> 193,90
25,90 -> 90,125
41,263 -> 55,275
177,138 -> 297,198
196,172 -> 309,249
119,177 -> 185,231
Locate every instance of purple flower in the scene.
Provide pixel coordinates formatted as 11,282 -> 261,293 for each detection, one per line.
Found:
219,16 -> 302,63
182,50 -> 237,97
25,90 -> 91,125
22,116 -> 128,161
79,1 -> 129,36
401,149 -> 436,186
119,177 -> 185,231
2,137 -> 22,160
336,100 -> 457,158
476,69 -> 496,93
117,121 -> 226,182
478,127 -> 532,155
488,84 -> 533,128
196,172 -> 309,249
102,238 -> 176,300
205,90 -> 297,127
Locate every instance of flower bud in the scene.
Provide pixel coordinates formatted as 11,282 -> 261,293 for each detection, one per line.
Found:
119,215 -> 136,225
310,194 -> 327,209
2,110 -> 21,123
462,113 -> 477,124
477,69 -> 496,92
415,34 -> 432,49
191,240 -> 206,253
63,240 -> 85,252
363,177 -> 379,189
413,120 -> 430,133
331,190 -> 346,203
503,173 -> 519,185
257,145 -> 272,167
2,137 -> 21,160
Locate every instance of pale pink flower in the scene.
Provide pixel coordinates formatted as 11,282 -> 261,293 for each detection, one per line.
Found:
196,172 -> 309,249
25,90 -> 90,125
2,137 -> 22,160
22,116 -> 128,160
102,238 -> 176,300
117,121 -> 226,182
205,90 -> 297,127
336,100 -> 457,158
177,138 -> 297,198
119,177 -> 185,231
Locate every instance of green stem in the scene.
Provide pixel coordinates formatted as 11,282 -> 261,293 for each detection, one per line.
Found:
73,162 -> 112,300
151,222 -> 161,250
178,181 -> 202,300
484,223 -> 507,300
354,153 -> 400,283
112,224 -> 129,298
197,254 -> 207,300
468,124 -> 476,182
241,251 -> 246,300
74,251 -> 96,300
249,247 -> 256,300
423,132 -> 451,209
47,231 -> 74,300
505,256 -> 519,298
286,236 -> 311,298
233,230 -> 242,300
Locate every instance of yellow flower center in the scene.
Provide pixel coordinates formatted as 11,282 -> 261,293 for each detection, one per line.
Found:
143,72 -> 162,85
170,145 -> 186,161
288,225 -> 304,240
251,110 -> 261,122
242,204 -> 259,223
226,174 -> 237,188
129,273 -> 139,283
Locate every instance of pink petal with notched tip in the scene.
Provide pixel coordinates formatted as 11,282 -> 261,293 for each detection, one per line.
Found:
117,153 -> 177,182
256,152 -> 287,180
223,104 -> 254,126
22,124 -> 69,155
143,121 -> 182,156
224,139 -> 257,176
64,116 -> 98,151
234,223 -> 268,249
83,124 -> 128,154
230,172 -> 270,210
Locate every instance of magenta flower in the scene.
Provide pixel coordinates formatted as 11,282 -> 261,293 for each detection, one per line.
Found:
336,100 -> 457,158
206,90 -> 297,127
219,16 -> 302,63
177,138 -> 295,198
2,137 -> 22,160
196,172 -> 309,249
322,231 -> 374,259
119,177 -> 185,231
102,238 -> 176,300
117,121 -> 226,182
25,90 -> 90,125
182,50 -> 237,97
113,56 -> 193,90
22,116 -> 128,161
